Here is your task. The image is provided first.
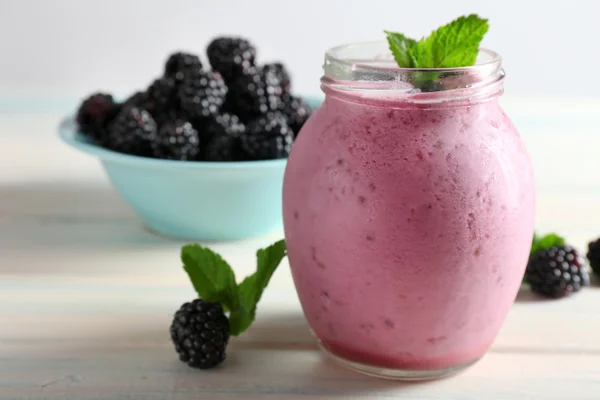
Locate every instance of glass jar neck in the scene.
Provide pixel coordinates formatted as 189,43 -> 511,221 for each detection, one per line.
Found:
321,41 -> 505,108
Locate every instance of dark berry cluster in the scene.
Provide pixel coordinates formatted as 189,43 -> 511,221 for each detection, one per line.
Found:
525,245 -> 590,298
170,299 -> 230,369
75,38 -> 312,161
586,238 -> 600,277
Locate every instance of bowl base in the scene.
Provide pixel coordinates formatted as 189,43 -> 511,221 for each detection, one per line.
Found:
142,217 -> 282,242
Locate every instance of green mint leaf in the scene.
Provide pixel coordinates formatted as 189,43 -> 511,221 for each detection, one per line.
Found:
384,31 -> 418,68
228,240 -> 287,336
181,244 -> 238,311
530,232 -> 566,257
413,14 -> 489,68
228,302 -> 254,337
252,239 -> 288,303
384,15 -> 488,91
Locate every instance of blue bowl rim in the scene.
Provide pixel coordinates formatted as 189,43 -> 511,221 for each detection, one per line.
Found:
58,95 -> 323,170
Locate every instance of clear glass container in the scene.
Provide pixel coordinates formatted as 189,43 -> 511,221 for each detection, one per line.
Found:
282,41 -> 536,380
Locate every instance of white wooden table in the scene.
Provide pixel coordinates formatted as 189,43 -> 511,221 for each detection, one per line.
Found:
2,96 -> 600,399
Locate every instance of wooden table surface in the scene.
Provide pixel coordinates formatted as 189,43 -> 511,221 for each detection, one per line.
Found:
1,96 -> 600,399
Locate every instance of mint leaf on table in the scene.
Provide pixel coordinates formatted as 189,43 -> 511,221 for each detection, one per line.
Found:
181,240 -> 288,337
530,232 -> 566,257
181,244 -> 239,311
229,239 -> 287,336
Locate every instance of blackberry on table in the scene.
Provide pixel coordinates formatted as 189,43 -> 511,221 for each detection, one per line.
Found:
241,114 -> 293,160
525,245 -> 590,298
165,52 -> 203,82
106,107 -> 157,157
170,299 -> 230,369
281,94 -> 312,136
206,37 -> 256,81
146,77 -> 179,117
202,113 -> 246,161
227,66 -> 286,122
586,238 -> 600,277
152,120 -> 200,161
178,70 -> 227,120
76,93 -> 118,143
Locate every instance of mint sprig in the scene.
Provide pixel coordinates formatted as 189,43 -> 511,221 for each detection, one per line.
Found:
182,245 -> 239,311
385,14 -> 489,91
385,14 -> 489,69
181,240 -> 287,336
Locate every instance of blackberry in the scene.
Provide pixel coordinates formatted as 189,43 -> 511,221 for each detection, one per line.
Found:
281,94 -> 312,136
227,66 -> 286,121
204,135 -> 241,162
586,238 -> 600,276
206,37 -> 256,81
204,113 -> 245,143
263,62 -> 291,93
106,107 -> 157,157
178,70 -> 227,120
146,77 -> 179,117
122,91 -> 149,111
165,52 -> 203,82
241,114 -> 293,160
154,109 -> 189,128
525,245 -> 590,298
170,299 -> 230,369
76,93 -> 118,143
152,120 -> 200,161
202,114 -> 246,161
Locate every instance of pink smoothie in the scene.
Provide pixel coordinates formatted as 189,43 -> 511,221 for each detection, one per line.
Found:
282,93 -> 535,370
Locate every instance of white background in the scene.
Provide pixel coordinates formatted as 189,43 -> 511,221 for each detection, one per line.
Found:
1,0 -> 599,100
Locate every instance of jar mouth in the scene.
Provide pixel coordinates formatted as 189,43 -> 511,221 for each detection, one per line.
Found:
322,41 -> 505,103
325,40 -> 502,74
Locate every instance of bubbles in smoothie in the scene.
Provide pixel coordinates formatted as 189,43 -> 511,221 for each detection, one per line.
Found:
427,336 -> 448,345
383,319 -> 395,329
320,290 -> 330,312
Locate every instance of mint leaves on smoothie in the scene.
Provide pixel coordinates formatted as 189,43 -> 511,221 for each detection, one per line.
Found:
181,239 -> 287,336
385,14 -> 489,69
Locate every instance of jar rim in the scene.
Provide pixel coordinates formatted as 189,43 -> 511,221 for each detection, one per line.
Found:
321,41 -> 505,105
324,40 -> 502,74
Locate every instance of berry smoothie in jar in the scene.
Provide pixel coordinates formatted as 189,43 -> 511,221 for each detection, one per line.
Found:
282,23 -> 535,380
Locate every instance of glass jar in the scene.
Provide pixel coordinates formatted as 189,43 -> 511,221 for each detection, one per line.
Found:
282,42 -> 535,380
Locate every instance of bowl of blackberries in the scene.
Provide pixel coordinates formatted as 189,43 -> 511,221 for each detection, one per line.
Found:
59,37 -> 321,240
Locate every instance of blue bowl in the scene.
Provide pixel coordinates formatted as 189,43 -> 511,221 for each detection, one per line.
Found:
59,96 -> 323,241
